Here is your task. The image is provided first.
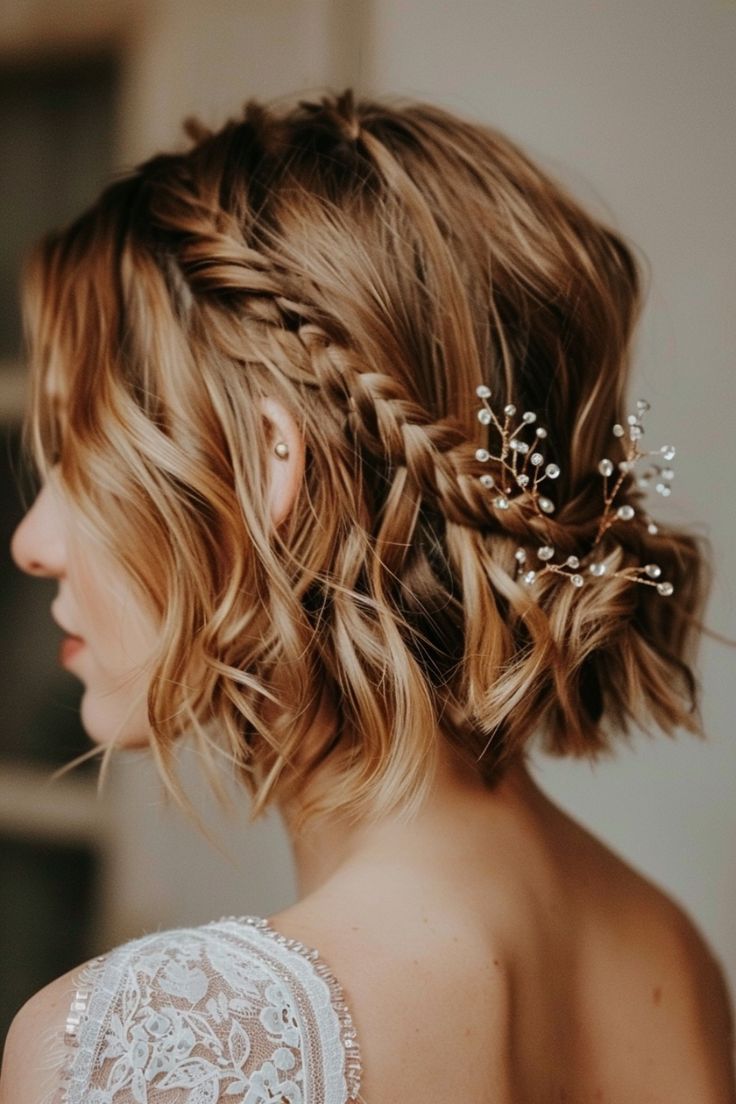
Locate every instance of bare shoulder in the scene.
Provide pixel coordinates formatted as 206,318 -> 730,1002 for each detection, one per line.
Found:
585,838 -> 736,1099
0,958 -> 98,1104
633,880 -> 734,1057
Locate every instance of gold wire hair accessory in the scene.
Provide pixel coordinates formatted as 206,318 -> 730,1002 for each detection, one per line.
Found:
474,386 -> 676,595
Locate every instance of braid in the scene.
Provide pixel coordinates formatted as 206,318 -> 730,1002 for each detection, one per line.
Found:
146,172 -> 285,301
141,128 -> 603,585
138,143 -> 487,541
139,140 -> 318,330
298,325 -> 602,565
138,96 -> 496,553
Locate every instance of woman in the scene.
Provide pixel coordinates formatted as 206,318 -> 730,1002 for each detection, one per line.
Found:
2,88 -> 734,1102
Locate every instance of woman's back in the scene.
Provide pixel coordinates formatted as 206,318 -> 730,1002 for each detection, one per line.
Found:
265,762 -> 735,1102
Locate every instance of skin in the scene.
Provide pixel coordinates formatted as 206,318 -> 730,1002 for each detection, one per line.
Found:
10,469 -> 156,751
4,396 -> 735,1103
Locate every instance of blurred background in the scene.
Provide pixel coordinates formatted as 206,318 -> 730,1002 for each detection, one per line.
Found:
1,0 -> 734,1041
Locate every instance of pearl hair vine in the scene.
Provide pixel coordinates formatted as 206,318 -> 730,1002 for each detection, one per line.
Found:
474,385 -> 676,596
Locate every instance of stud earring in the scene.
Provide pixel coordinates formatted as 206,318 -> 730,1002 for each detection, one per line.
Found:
273,441 -> 290,459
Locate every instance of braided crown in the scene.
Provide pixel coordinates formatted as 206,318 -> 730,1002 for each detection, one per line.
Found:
474,387 -> 676,596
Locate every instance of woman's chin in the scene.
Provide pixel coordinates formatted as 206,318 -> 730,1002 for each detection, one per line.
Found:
79,689 -> 152,750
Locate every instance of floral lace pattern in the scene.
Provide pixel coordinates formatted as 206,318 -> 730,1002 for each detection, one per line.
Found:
56,916 -> 362,1104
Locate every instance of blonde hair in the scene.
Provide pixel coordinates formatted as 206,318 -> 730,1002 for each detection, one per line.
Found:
21,89 -> 711,832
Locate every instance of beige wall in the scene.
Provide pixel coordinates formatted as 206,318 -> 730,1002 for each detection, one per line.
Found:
3,0 -> 734,991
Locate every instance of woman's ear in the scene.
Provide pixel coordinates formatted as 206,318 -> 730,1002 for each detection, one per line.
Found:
259,396 -> 305,528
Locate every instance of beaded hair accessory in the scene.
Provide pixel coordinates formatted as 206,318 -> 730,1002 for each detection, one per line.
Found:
474,386 -> 676,595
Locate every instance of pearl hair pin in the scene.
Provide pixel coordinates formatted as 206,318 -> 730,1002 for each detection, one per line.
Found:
474,386 -> 675,596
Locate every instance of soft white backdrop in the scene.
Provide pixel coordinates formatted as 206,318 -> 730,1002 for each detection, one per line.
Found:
3,0 -> 734,995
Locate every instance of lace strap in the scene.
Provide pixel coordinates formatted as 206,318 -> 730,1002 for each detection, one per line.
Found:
52,915 -> 364,1104
217,914 -> 364,1102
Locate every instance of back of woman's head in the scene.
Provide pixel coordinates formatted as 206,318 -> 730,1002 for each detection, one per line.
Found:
21,88 -> 710,830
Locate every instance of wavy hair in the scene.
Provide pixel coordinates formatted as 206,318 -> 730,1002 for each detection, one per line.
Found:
20,89 -> 712,832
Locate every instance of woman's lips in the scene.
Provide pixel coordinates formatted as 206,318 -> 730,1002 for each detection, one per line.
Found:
59,635 -> 85,665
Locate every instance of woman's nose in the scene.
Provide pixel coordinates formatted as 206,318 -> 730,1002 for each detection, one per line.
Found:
10,481 -> 66,579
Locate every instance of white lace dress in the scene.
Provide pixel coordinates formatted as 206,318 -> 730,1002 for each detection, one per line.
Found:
51,915 -> 363,1104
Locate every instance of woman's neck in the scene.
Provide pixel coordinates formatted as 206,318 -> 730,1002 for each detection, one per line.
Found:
278,745 -> 549,902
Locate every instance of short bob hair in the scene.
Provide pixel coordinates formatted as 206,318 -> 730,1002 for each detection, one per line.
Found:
21,88 -> 710,831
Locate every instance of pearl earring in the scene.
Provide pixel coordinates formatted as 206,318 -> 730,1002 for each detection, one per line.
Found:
273,441 -> 290,459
